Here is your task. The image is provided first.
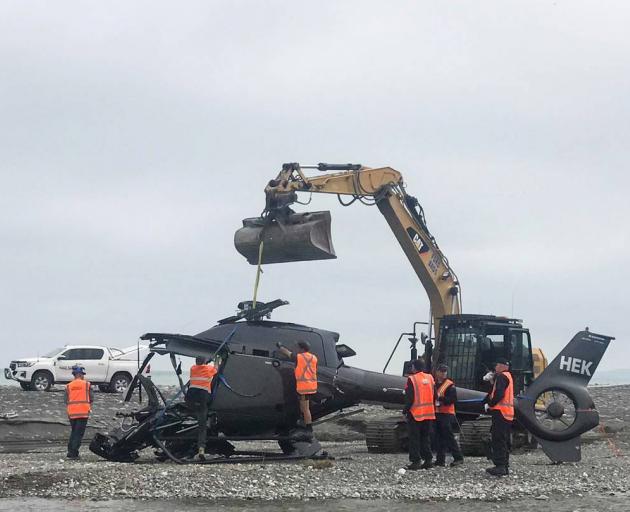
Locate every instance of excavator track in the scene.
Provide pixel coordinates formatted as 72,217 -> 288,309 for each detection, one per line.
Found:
365,418 -> 407,453
458,417 -> 492,457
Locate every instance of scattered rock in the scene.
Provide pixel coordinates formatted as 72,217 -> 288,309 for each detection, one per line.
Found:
1,384 -> 629,502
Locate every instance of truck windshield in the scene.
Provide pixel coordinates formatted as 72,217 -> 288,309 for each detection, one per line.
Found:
44,347 -> 64,357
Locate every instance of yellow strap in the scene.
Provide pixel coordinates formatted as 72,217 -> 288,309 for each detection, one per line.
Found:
437,380 -> 452,397
252,240 -> 264,309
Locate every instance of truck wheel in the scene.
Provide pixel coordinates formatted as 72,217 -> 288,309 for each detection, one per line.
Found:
31,371 -> 53,392
98,384 -> 111,393
19,382 -> 32,391
109,373 -> 131,393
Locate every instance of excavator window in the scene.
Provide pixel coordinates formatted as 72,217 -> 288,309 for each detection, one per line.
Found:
508,330 -> 533,372
443,328 -> 478,390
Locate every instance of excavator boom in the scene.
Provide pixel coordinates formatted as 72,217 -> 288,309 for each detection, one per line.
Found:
234,163 -> 461,334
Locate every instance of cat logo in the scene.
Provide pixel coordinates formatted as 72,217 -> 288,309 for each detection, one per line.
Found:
406,227 -> 429,255
559,356 -> 593,376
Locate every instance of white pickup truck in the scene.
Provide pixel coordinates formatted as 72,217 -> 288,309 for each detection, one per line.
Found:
4,345 -> 146,392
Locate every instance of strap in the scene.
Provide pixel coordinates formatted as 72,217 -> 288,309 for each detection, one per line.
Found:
218,374 -> 261,398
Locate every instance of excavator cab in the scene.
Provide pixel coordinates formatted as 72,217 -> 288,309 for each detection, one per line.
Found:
437,314 -> 535,396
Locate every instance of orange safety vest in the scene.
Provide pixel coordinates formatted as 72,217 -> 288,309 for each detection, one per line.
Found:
435,378 -> 456,415
409,372 -> 436,421
295,352 -> 318,395
66,379 -> 91,419
489,371 -> 514,421
189,364 -> 217,392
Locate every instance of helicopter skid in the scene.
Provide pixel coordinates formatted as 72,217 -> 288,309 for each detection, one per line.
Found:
153,432 -> 324,464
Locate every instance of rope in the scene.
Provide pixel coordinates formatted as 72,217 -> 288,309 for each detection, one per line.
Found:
218,374 -> 261,398
252,240 -> 264,309
598,422 -> 624,458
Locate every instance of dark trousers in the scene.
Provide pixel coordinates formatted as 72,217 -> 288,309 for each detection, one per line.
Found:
435,413 -> 463,463
67,418 -> 88,457
186,390 -> 209,451
408,418 -> 433,463
490,411 -> 512,468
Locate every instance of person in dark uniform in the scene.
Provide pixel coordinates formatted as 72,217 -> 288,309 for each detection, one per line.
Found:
403,358 -> 435,470
434,364 -> 464,467
484,357 -> 514,476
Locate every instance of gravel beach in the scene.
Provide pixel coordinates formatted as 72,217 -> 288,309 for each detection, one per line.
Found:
1,384 -> 629,507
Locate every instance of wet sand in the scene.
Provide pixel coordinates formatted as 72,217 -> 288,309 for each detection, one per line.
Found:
1,495 -> 629,512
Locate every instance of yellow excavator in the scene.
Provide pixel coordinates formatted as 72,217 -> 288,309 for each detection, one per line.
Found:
235,162 -> 547,452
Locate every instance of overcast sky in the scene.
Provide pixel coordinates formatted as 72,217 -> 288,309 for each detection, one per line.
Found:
1,1 -> 628,376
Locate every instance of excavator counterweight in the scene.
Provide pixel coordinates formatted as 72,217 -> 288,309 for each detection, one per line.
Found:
234,211 -> 336,265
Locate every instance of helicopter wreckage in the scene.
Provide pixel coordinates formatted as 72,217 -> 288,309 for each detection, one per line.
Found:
90,300 -> 613,465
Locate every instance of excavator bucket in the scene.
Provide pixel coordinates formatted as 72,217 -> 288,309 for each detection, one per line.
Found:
234,211 -> 336,264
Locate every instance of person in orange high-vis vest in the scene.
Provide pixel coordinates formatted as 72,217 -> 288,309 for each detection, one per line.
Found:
186,356 -> 218,460
483,357 -> 514,476
276,340 -> 318,432
434,364 -> 464,467
65,365 -> 93,460
403,358 -> 435,470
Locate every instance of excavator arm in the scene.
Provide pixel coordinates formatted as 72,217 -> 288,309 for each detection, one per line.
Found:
234,163 -> 461,340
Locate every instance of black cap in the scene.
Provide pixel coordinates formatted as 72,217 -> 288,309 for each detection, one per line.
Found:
411,358 -> 425,372
436,363 -> 449,372
495,357 -> 510,366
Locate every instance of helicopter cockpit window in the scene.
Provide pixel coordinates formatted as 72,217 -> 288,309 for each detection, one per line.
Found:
252,349 -> 269,358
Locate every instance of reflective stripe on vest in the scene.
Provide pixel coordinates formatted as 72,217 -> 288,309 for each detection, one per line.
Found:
189,364 -> 217,392
66,379 -> 91,419
436,378 -> 456,415
295,352 -> 318,395
409,372 -> 436,421
490,371 -> 514,421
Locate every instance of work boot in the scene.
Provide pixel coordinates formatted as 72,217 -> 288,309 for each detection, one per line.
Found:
66,454 -> 79,460
485,466 -> 508,476
450,458 -> 464,467
406,461 -> 422,471
434,460 -> 446,467
420,460 -> 434,470
306,424 -> 313,432
197,448 -> 206,461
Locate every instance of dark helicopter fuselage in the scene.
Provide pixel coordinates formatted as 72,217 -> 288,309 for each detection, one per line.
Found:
190,319 -> 485,436
195,319 -> 357,435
